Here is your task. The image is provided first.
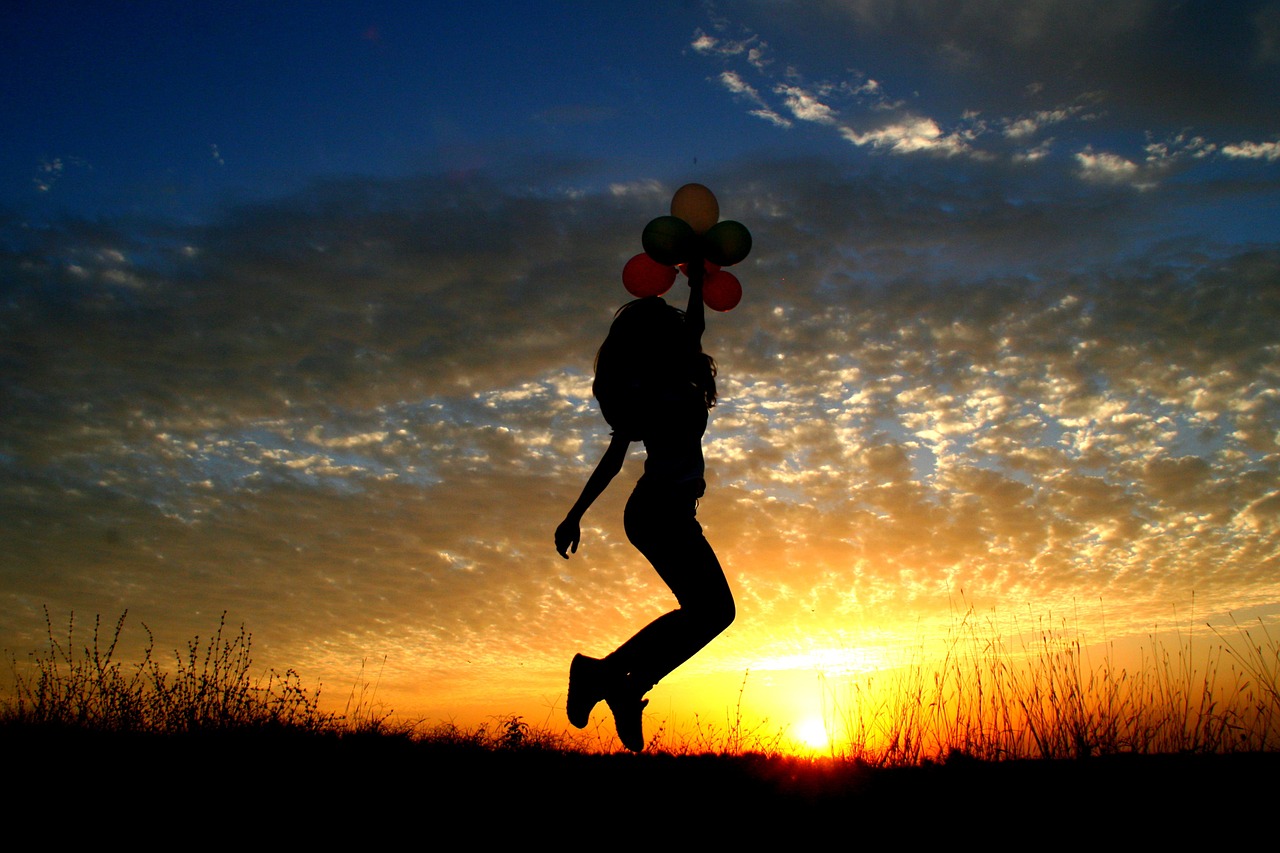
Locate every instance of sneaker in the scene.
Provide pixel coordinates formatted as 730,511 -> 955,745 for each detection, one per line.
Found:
606,692 -> 648,752
566,654 -> 606,729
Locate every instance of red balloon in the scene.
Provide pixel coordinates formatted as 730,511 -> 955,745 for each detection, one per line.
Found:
703,270 -> 742,312
622,253 -> 677,298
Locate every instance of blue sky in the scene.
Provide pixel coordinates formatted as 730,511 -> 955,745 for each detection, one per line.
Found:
13,1 -> 1277,225
5,2 -> 740,218
3,1 -> 1279,734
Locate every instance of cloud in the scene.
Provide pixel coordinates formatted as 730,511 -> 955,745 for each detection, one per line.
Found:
690,27 -> 768,67
1074,132 -> 1223,188
720,71 -> 762,102
694,15 -> 977,159
4,154 -> 1279,712
1075,148 -> 1144,185
718,71 -> 792,128
1003,107 -> 1080,140
693,2 -> 1280,183
690,29 -> 744,58
1222,140 -> 1280,161
787,0 -> 1280,128
609,179 -> 665,197
841,115 -> 970,155
774,84 -> 839,125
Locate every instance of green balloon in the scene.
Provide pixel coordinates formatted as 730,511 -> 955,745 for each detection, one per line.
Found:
702,220 -> 752,267
642,216 -> 696,266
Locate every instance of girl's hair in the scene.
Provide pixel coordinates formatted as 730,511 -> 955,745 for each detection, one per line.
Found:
592,297 -> 717,434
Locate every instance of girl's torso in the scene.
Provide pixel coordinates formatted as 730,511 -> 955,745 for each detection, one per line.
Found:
636,383 -> 707,486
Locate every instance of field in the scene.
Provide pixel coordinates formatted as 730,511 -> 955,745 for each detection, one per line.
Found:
5,607 -> 1278,840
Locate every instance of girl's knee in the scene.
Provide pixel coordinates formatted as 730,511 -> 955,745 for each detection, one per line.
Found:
697,589 -> 734,635
715,594 -> 735,632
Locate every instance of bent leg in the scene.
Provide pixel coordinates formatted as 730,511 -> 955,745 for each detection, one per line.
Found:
605,486 -> 735,692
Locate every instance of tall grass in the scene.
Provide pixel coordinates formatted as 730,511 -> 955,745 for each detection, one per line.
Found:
826,605 -> 1280,765
4,608 -> 345,735
6,605 -> 1279,763
646,671 -> 791,756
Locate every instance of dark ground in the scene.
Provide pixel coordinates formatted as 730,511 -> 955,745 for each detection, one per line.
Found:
10,727 -> 1274,842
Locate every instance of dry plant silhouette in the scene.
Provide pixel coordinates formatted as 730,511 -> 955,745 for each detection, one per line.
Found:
3,607 -> 381,736
5,603 -> 1278,843
4,603 -> 1278,762
822,602 -> 1280,765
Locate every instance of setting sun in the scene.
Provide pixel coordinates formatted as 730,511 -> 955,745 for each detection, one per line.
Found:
3,1 -> 1278,763
795,717 -> 829,751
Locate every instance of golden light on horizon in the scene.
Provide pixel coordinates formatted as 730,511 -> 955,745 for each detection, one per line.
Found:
795,717 -> 829,751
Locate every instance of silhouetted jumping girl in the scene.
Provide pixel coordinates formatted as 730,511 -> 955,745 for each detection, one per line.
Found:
555,270 -> 734,751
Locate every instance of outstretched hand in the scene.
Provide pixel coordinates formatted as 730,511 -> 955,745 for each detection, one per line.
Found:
555,517 -> 580,559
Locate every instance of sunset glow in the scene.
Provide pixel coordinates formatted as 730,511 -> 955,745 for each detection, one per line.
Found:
795,718 -> 830,752
3,2 -> 1279,752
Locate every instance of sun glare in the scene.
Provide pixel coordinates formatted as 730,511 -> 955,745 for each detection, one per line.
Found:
795,717 -> 829,751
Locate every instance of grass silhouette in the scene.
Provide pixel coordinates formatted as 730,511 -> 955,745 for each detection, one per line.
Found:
4,605 -> 1278,839
823,603 -> 1280,764
4,604 -> 1278,761
4,607 -> 358,736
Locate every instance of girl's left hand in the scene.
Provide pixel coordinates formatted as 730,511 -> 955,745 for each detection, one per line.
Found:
555,517 -> 580,559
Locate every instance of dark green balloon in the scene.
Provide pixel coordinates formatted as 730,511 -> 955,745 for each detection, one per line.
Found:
702,220 -> 752,266
642,216 -> 696,266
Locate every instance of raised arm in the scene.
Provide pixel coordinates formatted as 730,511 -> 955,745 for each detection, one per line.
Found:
684,253 -> 706,348
555,431 -> 631,559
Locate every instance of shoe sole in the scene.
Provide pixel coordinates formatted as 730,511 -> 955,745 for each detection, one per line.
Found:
606,696 -> 648,752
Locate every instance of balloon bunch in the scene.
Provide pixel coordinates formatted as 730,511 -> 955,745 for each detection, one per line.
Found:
621,183 -> 752,311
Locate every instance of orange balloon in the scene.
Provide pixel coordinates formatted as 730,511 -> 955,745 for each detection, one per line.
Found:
703,270 -> 742,312
670,183 -> 719,234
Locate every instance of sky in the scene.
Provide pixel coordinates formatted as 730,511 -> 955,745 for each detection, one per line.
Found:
3,1 -> 1280,744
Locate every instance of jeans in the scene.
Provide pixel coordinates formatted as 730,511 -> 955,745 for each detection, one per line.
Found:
606,477 -> 735,691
